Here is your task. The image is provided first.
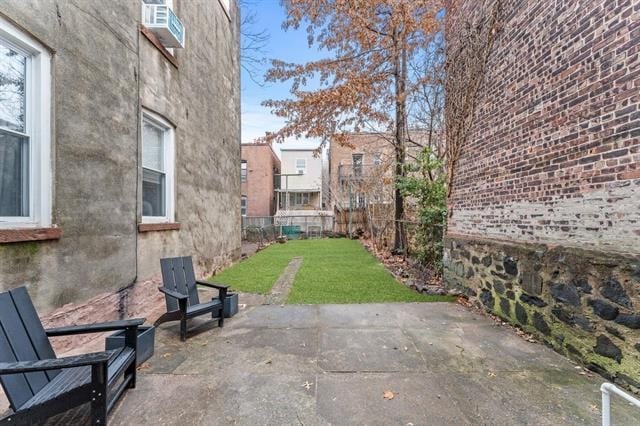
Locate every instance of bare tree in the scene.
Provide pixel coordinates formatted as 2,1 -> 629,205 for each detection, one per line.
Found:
240,0 -> 270,86
261,0 -> 443,253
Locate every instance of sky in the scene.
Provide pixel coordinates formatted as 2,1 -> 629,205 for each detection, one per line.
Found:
241,1 -> 326,157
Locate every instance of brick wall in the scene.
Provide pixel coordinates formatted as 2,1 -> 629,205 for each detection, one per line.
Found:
328,133 -> 395,209
445,0 -> 640,389
448,0 -> 640,253
241,144 -> 281,216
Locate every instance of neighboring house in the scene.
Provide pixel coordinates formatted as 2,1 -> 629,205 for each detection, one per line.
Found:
0,0 -> 240,319
241,143 -> 280,217
277,148 -> 323,212
328,133 -> 395,211
328,131 -> 433,235
445,0 -> 639,386
275,148 -> 333,235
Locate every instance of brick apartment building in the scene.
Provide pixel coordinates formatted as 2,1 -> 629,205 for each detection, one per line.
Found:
328,133 -> 395,211
444,0 -> 640,387
328,131 -> 436,235
241,143 -> 281,217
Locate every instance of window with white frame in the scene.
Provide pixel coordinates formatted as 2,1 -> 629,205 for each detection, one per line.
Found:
240,195 -> 247,216
295,158 -> 306,174
351,192 -> 366,209
142,0 -> 173,7
352,153 -> 363,176
291,192 -> 310,206
0,17 -> 52,228
240,160 -> 247,182
142,111 -> 175,222
372,152 -> 382,166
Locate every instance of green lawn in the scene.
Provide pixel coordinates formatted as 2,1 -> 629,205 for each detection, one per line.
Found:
212,239 -> 454,304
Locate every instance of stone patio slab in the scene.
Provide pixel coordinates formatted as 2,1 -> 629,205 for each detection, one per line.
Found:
110,374 -> 220,425
316,372 -> 468,425
110,303 -> 640,425
172,327 -> 321,376
318,328 -> 425,372
230,304 -> 319,329
317,304 -> 400,328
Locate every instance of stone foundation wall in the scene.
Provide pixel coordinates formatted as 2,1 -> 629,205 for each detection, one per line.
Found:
444,235 -> 640,390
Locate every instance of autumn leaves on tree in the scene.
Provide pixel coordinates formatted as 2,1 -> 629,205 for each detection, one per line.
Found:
261,0 -> 444,252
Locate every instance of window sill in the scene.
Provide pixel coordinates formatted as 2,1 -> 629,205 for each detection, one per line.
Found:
0,227 -> 62,244
140,25 -> 179,68
138,222 -> 181,233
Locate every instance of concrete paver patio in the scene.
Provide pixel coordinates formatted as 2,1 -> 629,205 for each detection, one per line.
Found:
111,302 -> 639,425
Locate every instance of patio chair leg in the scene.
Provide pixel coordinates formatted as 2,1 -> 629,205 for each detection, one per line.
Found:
218,308 -> 224,328
153,310 -> 181,327
180,318 -> 187,341
91,363 -> 108,425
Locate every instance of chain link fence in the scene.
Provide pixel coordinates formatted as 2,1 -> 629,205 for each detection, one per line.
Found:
242,215 -> 336,245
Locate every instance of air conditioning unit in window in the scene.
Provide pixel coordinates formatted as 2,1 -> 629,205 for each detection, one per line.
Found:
143,4 -> 185,48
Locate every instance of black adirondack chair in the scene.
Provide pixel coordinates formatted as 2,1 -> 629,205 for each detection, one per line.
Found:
0,286 -> 144,425
154,256 -> 228,341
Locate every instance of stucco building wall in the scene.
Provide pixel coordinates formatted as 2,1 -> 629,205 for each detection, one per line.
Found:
279,149 -> 323,192
0,0 -> 241,313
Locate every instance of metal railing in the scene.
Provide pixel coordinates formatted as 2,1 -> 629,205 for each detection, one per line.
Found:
601,382 -> 640,426
337,163 -> 390,183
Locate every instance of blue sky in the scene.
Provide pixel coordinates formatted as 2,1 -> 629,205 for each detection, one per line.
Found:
241,1 -> 325,155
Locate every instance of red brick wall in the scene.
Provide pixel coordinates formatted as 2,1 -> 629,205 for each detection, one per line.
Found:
328,133 -> 395,209
448,0 -> 640,254
241,144 -> 281,216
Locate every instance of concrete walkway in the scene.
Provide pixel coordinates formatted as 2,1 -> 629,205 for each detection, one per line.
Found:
111,303 -> 639,425
265,257 -> 303,305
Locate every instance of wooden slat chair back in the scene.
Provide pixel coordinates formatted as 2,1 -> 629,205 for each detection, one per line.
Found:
160,256 -> 201,311
0,287 -> 59,409
155,256 -> 228,341
0,286 -> 144,424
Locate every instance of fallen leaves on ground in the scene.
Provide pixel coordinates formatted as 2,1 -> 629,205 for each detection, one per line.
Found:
360,238 -> 444,292
383,390 -> 395,400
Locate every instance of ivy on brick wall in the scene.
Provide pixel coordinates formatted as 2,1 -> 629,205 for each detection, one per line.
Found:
398,148 -> 447,270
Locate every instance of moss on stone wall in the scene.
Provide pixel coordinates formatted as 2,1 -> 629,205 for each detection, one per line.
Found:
444,236 -> 640,392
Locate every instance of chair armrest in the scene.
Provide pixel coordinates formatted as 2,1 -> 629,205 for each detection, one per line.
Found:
0,350 -> 115,374
158,286 -> 188,301
46,318 -> 145,337
196,280 -> 229,290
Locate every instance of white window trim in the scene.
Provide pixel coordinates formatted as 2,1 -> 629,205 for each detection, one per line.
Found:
0,17 -> 52,229
141,109 -> 175,224
218,0 -> 232,20
142,0 -> 173,8
240,160 -> 247,182
295,158 -> 306,174
373,152 -> 382,166
240,195 -> 247,216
